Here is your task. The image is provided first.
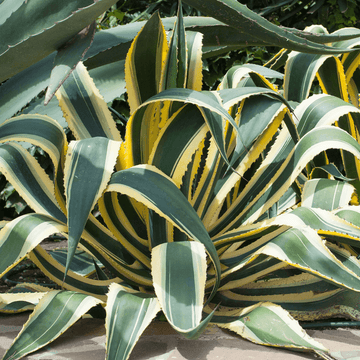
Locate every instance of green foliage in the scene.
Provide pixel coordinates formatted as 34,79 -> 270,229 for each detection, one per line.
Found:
245,0 -> 360,30
97,0 -> 201,28
1,1 -> 360,359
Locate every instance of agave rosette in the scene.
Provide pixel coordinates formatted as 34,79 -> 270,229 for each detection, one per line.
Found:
1,2 -> 360,360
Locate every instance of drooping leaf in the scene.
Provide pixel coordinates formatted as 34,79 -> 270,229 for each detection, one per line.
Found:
105,283 -> 161,360
0,284 -> 49,314
135,87 -> 288,170
0,143 -> 66,222
213,302 -> 328,353
2,291 -> 102,360
0,114 -> 68,210
29,246 -> 123,300
152,241 -> 214,338
218,226 -> 360,293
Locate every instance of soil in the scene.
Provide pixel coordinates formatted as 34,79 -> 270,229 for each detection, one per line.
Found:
0,239 -> 67,293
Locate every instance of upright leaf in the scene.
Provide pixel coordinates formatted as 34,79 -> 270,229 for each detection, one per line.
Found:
160,0 -> 187,90
125,12 -> 168,114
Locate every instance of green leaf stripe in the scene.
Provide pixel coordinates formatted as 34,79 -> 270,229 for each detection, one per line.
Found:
125,12 -> 166,113
149,104 -> 207,181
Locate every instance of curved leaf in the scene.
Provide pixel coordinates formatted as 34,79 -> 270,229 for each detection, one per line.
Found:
302,178 -> 355,210
214,302 -> 327,353
0,114 -> 66,173
0,287 -> 47,314
0,213 -> 67,278
284,52 -> 331,102
106,165 -> 221,302
148,104 -> 208,185
209,123 -> 360,235
218,225 -> 360,293
29,246 -> 123,299
0,143 -> 66,222
0,114 -> 68,210
98,191 -> 152,269
335,206 -> 360,228
182,0 -> 357,54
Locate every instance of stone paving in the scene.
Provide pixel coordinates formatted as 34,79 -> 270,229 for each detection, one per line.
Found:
1,313 -> 360,360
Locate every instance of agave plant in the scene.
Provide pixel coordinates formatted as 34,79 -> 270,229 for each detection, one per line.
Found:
2,1 -> 360,360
